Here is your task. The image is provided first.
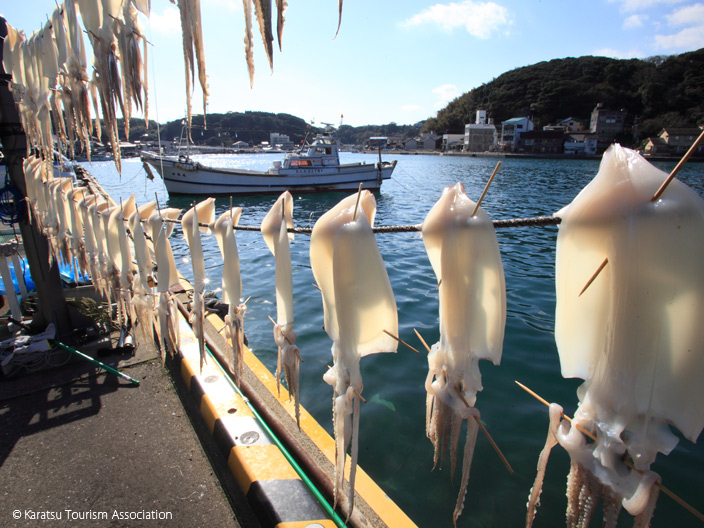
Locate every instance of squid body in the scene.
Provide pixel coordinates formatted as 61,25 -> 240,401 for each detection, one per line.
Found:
310,190 -> 398,516
149,208 -> 183,360
213,206 -> 246,384
261,191 -> 300,424
528,145 -> 704,527
421,182 -> 506,526
182,198 -> 215,370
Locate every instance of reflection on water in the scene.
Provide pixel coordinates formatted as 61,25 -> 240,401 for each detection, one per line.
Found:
86,153 -> 704,527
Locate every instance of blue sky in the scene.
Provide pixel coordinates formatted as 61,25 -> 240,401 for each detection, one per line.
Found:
3,0 -> 704,127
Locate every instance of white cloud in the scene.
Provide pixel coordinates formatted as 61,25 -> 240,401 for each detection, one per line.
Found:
432,84 -> 461,109
654,3 -> 704,50
608,0 -> 687,13
147,5 -> 181,34
623,13 -> 648,28
665,2 -> 704,24
592,47 -> 646,59
401,1 -> 512,39
655,25 -> 704,48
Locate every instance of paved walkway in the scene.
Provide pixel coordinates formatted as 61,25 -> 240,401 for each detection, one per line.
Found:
0,328 -> 259,528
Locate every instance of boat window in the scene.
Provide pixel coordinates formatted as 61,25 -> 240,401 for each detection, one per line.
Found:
290,159 -> 312,167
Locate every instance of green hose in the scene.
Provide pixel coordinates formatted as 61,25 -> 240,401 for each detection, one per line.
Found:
203,344 -> 347,528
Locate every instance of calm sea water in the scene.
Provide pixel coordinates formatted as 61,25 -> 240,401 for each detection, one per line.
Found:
85,152 -> 704,528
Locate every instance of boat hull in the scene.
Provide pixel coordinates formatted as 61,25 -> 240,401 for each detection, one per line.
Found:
142,155 -> 397,195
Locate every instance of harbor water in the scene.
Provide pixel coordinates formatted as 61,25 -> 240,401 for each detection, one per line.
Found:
85,152 -> 704,528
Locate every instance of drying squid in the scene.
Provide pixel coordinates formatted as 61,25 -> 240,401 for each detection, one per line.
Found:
527,145 -> 704,527
149,208 -> 183,360
177,0 -> 208,137
421,182 -> 506,526
52,178 -> 74,266
116,1 -> 149,138
65,0 -> 93,161
109,195 -> 137,325
129,202 -> 158,351
253,0 -> 274,71
261,191 -> 300,425
310,190 -> 398,516
182,198 -> 215,370
242,0 -> 255,87
89,198 -> 110,299
67,186 -> 88,279
275,0 -> 287,51
78,193 -> 101,292
213,206 -> 246,384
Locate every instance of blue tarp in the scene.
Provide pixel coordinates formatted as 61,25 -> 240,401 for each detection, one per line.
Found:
0,257 -> 90,295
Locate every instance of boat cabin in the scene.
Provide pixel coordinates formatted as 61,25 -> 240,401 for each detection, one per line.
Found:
282,132 -> 341,168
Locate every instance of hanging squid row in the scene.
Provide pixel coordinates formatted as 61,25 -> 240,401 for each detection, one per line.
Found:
2,0 -> 150,173
17,143 -> 704,526
20,154 -> 188,364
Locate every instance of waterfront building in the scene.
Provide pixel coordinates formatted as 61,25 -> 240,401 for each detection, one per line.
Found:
563,134 -> 598,156
590,104 -> 626,151
464,110 -> 497,152
441,134 -> 465,151
269,132 -> 295,150
657,127 -> 704,155
519,130 -> 564,153
500,116 -> 533,151
405,133 -> 439,151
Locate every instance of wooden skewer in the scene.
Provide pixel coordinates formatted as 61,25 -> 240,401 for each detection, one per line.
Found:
383,329 -> 420,354
579,257 -> 609,297
514,380 -> 704,523
652,128 -> 704,202
312,282 -> 322,292
413,328 -> 432,353
472,161 -> 501,217
453,385 -> 514,474
352,182 -> 364,221
355,389 -> 367,404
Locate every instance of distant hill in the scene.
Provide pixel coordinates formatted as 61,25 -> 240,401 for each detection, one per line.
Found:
119,112 -> 422,147
422,49 -> 704,143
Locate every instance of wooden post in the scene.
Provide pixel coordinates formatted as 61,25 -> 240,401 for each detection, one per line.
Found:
0,16 -> 72,336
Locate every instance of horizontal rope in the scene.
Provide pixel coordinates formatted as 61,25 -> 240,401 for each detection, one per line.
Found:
164,215 -> 562,234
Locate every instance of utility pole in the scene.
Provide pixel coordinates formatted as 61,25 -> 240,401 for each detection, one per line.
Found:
0,16 -> 72,336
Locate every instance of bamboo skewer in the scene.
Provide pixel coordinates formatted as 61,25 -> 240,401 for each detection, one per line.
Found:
579,257 -> 609,297
472,161 -> 501,217
514,380 -> 704,523
413,328 -> 432,354
352,182 -> 363,221
383,329 -> 420,354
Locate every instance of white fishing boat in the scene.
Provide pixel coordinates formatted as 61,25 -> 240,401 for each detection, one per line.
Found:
141,127 -> 397,196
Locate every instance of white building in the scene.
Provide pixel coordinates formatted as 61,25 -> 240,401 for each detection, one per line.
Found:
441,134 -> 465,151
464,110 -> 497,152
500,117 -> 533,151
270,132 -> 295,150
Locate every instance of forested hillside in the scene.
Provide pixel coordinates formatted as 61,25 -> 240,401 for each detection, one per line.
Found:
423,49 -> 704,140
120,49 -> 703,147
